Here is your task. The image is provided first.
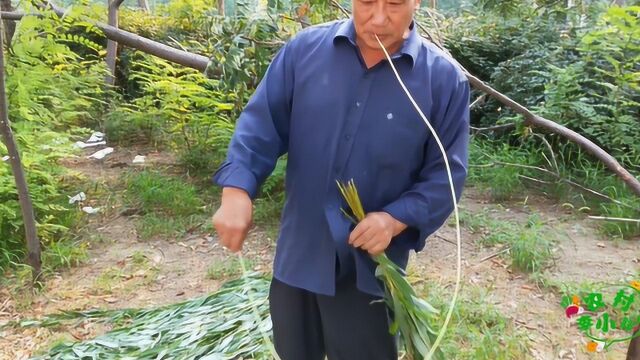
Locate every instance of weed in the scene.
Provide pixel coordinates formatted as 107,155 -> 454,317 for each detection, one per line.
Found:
460,209 -> 555,273
42,240 -> 89,271
413,280 -> 530,359
206,257 -> 254,280
123,170 -> 203,217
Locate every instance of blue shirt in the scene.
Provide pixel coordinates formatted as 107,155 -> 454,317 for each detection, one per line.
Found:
213,18 -> 470,297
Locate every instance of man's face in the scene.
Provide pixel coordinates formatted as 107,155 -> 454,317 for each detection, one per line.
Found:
352,0 -> 420,53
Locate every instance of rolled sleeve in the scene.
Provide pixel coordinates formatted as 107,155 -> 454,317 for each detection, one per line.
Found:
382,77 -> 470,251
212,162 -> 259,199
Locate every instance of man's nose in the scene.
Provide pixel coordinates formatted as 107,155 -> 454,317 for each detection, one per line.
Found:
371,2 -> 388,26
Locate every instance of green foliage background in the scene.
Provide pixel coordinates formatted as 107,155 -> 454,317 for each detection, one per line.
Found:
1,0 -> 639,273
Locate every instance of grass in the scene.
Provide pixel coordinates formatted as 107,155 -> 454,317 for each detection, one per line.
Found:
42,240 -> 89,270
410,279 -> 530,360
468,137 -> 543,201
123,169 -> 204,216
530,273 -> 607,298
469,136 -> 640,239
122,169 -> 209,240
2,238 -> 89,311
206,257 -> 255,280
93,251 -> 159,295
1,264 -> 38,311
459,208 -> 555,274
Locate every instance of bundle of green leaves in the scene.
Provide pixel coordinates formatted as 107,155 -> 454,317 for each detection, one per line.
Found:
337,180 -> 443,360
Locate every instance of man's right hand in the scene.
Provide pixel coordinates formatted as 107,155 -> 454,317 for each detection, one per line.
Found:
212,187 -> 253,252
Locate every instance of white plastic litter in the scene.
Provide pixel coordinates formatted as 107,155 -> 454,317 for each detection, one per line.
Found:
87,147 -> 114,160
74,141 -> 107,149
132,155 -> 146,164
2,155 -> 9,162
87,131 -> 105,143
82,206 -> 101,214
68,192 -> 86,204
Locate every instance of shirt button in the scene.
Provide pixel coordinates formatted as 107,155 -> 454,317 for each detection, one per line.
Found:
356,102 -> 360,107
344,134 -> 351,140
334,166 -> 341,174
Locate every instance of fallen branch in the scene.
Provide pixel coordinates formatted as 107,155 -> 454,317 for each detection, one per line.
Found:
470,123 -> 516,134
0,9 -> 210,71
472,161 -> 638,210
469,94 -> 486,109
434,233 -> 456,246
477,246 -> 511,264
588,216 -> 640,223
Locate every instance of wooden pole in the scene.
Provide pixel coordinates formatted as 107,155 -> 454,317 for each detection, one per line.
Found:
0,9 -> 42,285
105,0 -> 125,86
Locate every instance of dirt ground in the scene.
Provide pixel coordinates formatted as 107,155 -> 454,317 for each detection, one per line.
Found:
0,145 -> 638,359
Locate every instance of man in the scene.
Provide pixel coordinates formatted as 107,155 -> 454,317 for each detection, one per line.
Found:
211,0 -> 470,358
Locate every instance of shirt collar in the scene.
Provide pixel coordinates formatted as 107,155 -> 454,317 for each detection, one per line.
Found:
333,18 -> 421,69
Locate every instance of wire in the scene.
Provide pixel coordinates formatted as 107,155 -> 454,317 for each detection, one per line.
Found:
374,34 -> 463,359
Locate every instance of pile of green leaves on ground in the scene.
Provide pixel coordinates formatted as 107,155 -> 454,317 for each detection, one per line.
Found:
22,275 -> 274,360
0,7 -> 111,271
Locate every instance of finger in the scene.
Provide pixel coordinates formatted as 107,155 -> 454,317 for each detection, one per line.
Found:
360,232 -> 383,251
352,225 -> 377,248
348,221 -> 369,245
231,227 -> 250,252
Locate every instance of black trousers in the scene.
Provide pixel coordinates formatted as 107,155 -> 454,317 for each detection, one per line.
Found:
268,271 -> 397,360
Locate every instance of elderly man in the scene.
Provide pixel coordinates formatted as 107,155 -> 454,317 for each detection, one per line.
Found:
211,0 -> 470,358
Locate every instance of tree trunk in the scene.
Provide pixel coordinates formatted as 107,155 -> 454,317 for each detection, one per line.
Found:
0,10 -> 42,285
217,0 -> 224,16
0,0 -> 14,48
429,0 -> 436,9
138,0 -> 150,12
105,0 -> 124,86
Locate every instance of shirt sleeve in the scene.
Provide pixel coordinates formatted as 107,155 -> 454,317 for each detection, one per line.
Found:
211,41 -> 295,199
382,76 -> 470,252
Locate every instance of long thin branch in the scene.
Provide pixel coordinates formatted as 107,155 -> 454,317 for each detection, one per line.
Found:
469,94 -> 486,109
470,123 -> 516,134
588,216 -> 640,223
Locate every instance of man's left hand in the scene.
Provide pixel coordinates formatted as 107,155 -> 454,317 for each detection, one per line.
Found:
349,212 -> 407,256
